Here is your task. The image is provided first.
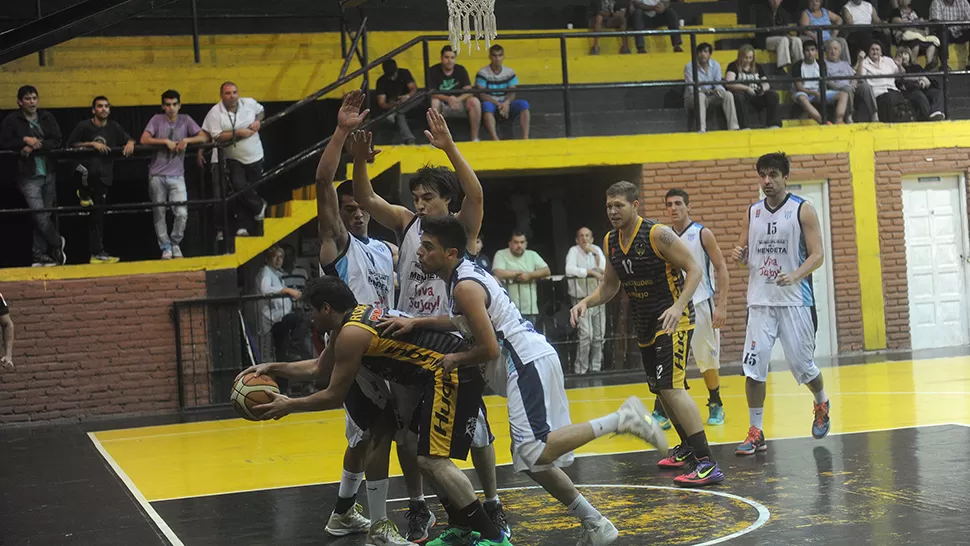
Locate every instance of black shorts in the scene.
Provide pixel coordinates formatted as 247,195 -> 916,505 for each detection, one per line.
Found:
414,366 -> 486,460
640,329 -> 693,395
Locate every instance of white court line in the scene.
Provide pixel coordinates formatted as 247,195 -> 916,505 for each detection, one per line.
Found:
87,432 -> 184,546
148,421 -> 966,503
385,484 -> 771,546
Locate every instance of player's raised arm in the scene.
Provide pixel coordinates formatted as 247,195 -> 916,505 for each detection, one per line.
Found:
700,228 -> 730,329
570,256 -> 621,327
653,225 -> 702,333
318,91 -> 368,266
440,281 -> 501,373
778,203 -> 824,286
351,130 -> 415,234
425,108 -> 483,249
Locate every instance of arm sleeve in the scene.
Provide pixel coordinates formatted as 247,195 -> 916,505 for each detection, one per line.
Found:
565,247 -> 587,278
202,108 -> 222,136
187,116 -> 202,136
533,251 -> 549,270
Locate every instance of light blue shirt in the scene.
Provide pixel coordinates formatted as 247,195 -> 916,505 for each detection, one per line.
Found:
684,59 -> 725,98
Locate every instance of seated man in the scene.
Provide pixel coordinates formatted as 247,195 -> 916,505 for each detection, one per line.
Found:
684,42 -> 739,132
588,0 -> 631,55
476,44 -> 531,141
628,0 -> 683,53
929,0 -> 970,69
376,59 -> 418,145
823,39 -> 867,123
791,40 -> 850,124
428,45 -> 482,142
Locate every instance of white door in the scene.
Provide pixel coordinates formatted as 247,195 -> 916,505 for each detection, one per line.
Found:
903,176 -> 970,350
768,182 -> 838,361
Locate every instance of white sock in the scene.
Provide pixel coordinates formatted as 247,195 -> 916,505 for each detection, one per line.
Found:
338,469 -> 365,499
813,388 -> 827,405
749,408 -> 764,430
567,494 -> 603,523
485,495 -> 500,505
366,479 -> 389,522
590,413 -> 620,438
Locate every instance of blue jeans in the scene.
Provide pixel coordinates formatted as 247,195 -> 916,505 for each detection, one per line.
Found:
482,99 -> 529,118
149,175 -> 188,250
16,173 -> 61,260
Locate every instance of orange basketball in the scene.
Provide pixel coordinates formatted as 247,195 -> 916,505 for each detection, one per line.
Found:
230,372 -> 280,421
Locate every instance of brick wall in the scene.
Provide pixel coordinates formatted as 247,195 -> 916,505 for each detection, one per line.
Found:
640,153 -> 864,361
875,149 -> 970,349
0,271 -> 207,424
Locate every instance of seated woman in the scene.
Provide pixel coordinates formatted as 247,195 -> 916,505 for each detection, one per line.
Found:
894,49 -> 945,120
855,41 -> 909,121
889,0 -> 940,68
725,44 -> 782,128
799,0 -> 843,44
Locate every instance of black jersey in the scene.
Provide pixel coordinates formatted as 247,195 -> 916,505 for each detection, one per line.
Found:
341,304 -> 471,385
606,217 -> 694,347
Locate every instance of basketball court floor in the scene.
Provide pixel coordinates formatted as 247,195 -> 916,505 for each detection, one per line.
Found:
3,352 -> 970,545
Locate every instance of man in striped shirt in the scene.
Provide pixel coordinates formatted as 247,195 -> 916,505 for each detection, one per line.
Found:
475,44 -> 531,141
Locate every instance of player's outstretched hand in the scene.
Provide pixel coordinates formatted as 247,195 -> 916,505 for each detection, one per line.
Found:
338,90 -> 370,131
378,316 -> 417,337
253,391 -> 293,420
731,245 -> 748,265
658,304 -> 684,335
569,301 -> 588,328
234,363 -> 274,383
350,130 -> 382,162
424,107 -> 455,150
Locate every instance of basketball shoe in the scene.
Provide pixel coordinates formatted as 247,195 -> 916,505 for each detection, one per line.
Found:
673,457 -> 725,487
707,402 -> 725,426
736,426 -> 767,456
470,531 -> 513,546
812,400 -> 831,439
484,501 -> 511,539
651,410 -> 672,431
405,500 -> 436,543
578,516 -> 619,546
325,503 -> 370,536
657,444 -> 695,469
427,527 -> 475,546
367,518 -> 416,546
616,396 -> 669,451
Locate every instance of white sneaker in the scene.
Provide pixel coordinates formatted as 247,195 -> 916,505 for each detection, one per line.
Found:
161,249 -> 173,260
366,518 -> 416,546
236,228 -> 250,236
172,245 -> 183,258
325,503 -> 370,537
255,201 -> 267,221
616,396 -> 668,452
578,517 -> 618,546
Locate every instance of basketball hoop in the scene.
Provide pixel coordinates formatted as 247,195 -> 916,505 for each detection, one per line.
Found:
446,0 -> 497,54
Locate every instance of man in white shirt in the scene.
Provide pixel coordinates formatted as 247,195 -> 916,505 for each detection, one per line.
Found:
565,227 -> 607,374
202,81 -> 267,237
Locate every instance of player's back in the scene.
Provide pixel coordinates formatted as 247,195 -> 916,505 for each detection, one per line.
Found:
321,234 -> 395,309
746,194 -> 814,307
606,217 -> 693,347
678,222 -> 715,304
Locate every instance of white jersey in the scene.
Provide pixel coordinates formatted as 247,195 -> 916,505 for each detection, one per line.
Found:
678,221 -> 715,304
448,259 -> 557,369
746,193 -> 815,307
397,216 -> 449,317
320,234 -> 394,309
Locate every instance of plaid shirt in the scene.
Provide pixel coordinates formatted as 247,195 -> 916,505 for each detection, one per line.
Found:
930,0 -> 970,36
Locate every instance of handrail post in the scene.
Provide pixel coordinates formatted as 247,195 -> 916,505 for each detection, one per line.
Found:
422,37 -> 430,89
941,22 -> 950,120
560,35 -> 572,137
172,304 -> 185,412
817,28 -> 826,124
191,0 -> 201,64
36,0 -> 46,67
362,23 -> 370,92
690,32 -> 699,130
339,17 -> 368,80
220,150 -> 234,255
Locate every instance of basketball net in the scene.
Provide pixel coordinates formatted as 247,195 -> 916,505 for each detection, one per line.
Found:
446,0 -> 497,54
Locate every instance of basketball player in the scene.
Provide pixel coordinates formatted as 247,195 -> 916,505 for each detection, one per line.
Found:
351,115 -> 507,540
570,181 -> 725,487
313,90 -> 410,545
240,276 -> 512,546
650,188 -> 729,444
381,215 -> 667,546
731,153 -> 830,456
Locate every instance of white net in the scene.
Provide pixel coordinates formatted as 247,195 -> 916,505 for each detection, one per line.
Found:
446,0 -> 497,55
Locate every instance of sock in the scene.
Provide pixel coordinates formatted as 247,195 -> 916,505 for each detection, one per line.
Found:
813,388 -> 828,405
653,398 -> 667,417
673,423 -> 689,446
686,431 -> 713,460
749,407 -> 764,430
441,497 -> 467,528
461,500 -> 501,540
334,470 -> 365,514
484,495 -> 500,506
590,412 -> 620,438
566,493 -> 603,524
708,387 -> 722,406
365,479 -> 389,522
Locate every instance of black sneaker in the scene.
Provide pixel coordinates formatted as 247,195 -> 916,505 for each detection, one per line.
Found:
405,500 -> 435,543
31,255 -> 56,267
484,501 -> 511,539
50,236 -> 67,265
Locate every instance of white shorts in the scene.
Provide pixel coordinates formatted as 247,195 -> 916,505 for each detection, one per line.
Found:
742,305 -> 820,385
505,352 -> 574,473
692,298 -> 721,373
344,369 -> 392,448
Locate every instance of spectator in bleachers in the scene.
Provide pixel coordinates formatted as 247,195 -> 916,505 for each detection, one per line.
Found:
930,0 -> 970,69
565,227 -> 606,374
890,0 -> 940,68
588,0 -> 632,55
824,38 -> 869,122
67,96 -> 135,264
140,90 -> 208,260
843,0 -> 889,60
755,0 -> 802,70
895,49 -> 946,120
428,45 -> 482,141
0,85 -> 66,267
855,42 -> 910,121
202,82 -> 267,237
256,245 -> 301,362
684,42 -> 740,132
628,0 -> 683,53
476,44 -> 531,140
725,45 -> 782,128
492,230 -> 550,323
472,235 -> 492,272
792,40 -> 850,124
376,59 -> 419,145
799,0 -> 843,44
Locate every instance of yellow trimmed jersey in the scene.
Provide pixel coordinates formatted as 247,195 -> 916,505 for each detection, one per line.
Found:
606,217 -> 694,347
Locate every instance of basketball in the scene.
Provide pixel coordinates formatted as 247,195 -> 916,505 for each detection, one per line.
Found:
230,372 -> 280,421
